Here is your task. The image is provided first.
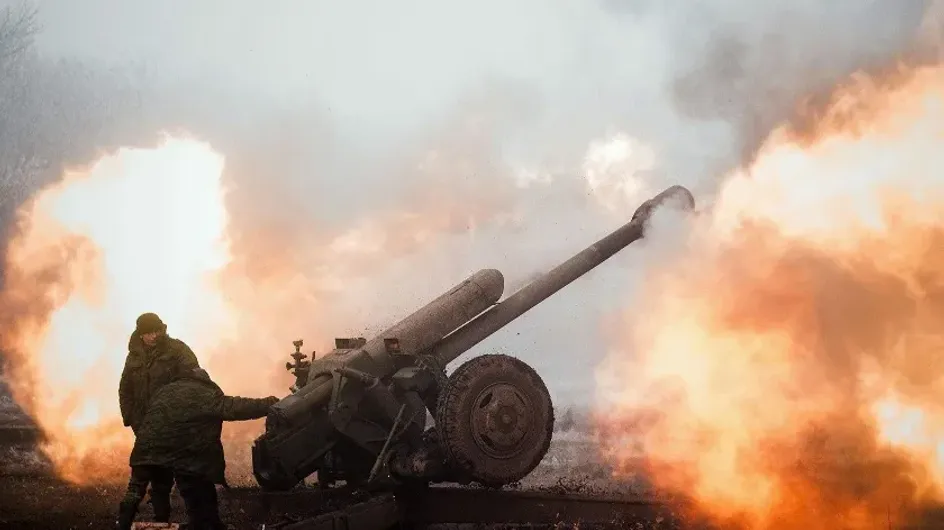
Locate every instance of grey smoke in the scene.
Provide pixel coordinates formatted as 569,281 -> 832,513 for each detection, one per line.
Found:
0,0 -> 933,407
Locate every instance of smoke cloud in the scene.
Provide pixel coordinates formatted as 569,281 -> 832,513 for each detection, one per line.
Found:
0,0 -> 938,484
595,62 -> 944,527
4,0 -> 934,404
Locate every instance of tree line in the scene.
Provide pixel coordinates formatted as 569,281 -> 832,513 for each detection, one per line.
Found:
0,2 -> 143,272
0,1 -> 146,390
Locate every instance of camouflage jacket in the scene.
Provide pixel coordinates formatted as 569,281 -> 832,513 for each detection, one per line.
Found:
118,332 -> 200,430
129,370 -> 276,483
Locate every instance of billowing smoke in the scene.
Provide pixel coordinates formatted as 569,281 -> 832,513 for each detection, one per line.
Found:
0,0 -> 935,485
596,63 -> 944,529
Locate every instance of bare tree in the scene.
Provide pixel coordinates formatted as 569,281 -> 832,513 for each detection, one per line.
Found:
0,2 -> 143,219
0,2 -> 40,214
0,3 -> 145,414
0,1 -> 144,282
0,2 -> 37,68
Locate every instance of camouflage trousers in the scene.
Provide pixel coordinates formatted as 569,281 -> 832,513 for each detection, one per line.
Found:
116,464 -> 174,529
175,472 -> 225,530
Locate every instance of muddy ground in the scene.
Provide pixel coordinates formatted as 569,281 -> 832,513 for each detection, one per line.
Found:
0,433 -> 649,530
0,386 -> 654,529
6,435 -> 944,529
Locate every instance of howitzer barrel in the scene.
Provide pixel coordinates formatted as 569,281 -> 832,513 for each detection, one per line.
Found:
253,185 -> 695,491
273,268 -> 505,424
428,185 -> 695,365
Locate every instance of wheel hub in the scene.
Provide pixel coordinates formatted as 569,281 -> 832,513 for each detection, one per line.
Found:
469,383 -> 532,458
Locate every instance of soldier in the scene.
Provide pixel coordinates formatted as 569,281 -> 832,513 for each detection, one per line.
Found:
129,366 -> 278,530
116,312 -> 200,528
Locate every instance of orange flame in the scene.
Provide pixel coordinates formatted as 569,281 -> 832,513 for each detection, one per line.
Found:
596,65 -> 944,529
0,125 -> 521,485
0,136 -> 235,483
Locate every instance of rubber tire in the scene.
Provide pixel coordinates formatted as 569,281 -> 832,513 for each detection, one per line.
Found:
435,354 -> 554,487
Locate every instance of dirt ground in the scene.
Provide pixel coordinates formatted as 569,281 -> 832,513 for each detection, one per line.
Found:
5,442 -> 944,530
0,434 -> 648,530
0,472 -> 326,530
0,441 -> 264,529
1,473 -> 152,529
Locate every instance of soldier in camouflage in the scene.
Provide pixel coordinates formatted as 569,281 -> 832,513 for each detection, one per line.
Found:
128,366 -> 278,530
116,312 -> 201,529
119,313 -> 201,432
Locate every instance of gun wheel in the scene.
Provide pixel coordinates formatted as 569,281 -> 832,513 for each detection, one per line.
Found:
435,354 -> 554,487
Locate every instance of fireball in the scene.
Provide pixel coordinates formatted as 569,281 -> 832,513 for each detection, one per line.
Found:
596,66 -> 944,529
0,136 -> 234,483
0,126 -> 525,486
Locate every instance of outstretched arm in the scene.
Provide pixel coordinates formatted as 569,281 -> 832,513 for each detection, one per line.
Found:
219,395 -> 279,421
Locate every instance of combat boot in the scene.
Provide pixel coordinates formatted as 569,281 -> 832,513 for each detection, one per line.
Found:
115,501 -> 138,530
150,495 -> 172,523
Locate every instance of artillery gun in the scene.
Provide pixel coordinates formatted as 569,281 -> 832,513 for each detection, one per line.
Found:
251,185 -> 695,492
